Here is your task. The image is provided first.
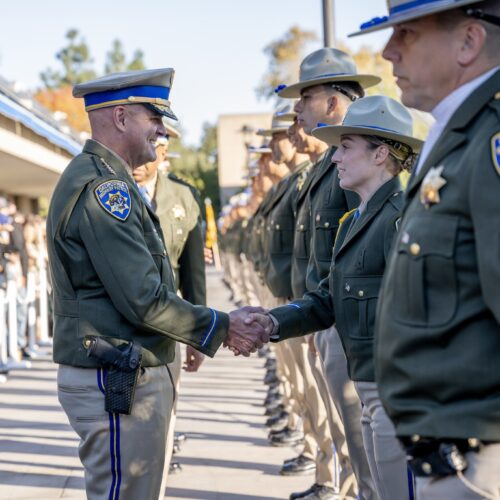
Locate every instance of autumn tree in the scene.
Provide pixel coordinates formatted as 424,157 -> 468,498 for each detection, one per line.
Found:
256,26 -> 318,101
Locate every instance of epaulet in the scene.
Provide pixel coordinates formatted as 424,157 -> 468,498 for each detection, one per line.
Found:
167,172 -> 196,190
489,92 -> 500,119
388,191 -> 403,210
91,156 -> 117,177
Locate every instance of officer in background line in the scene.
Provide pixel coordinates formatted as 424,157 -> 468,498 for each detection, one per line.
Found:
352,0 -> 500,498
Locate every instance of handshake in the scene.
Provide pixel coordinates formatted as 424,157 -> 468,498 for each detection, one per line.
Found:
224,306 -> 276,357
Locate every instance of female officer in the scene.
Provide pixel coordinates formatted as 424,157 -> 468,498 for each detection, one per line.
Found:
266,95 -> 422,500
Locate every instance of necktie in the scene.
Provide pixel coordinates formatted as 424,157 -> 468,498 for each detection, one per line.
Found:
137,184 -> 152,207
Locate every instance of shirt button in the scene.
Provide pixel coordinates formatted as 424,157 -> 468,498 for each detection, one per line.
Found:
300,224 -> 304,230
358,290 -> 364,298
411,434 -> 421,443
324,222 -> 330,228
410,243 -> 421,256
422,462 -> 432,475
276,224 -> 280,230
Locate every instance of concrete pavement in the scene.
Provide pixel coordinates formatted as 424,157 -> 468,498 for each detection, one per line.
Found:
0,269 -> 312,499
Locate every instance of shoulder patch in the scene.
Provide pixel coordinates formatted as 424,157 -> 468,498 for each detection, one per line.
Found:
94,180 -> 131,221
491,132 -> 500,177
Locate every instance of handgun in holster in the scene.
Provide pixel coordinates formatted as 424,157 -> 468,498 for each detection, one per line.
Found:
85,336 -> 142,415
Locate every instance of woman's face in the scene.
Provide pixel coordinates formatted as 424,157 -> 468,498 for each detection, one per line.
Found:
332,135 -> 378,192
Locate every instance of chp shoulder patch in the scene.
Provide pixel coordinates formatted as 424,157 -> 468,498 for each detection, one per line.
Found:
95,180 -> 131,221
491,132 -> 500,176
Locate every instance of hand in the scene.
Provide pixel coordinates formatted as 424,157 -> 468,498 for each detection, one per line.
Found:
307,333 -> 318,357
204,247 -> 214,265
183,345 -> 205,372
226,306 -> 271,357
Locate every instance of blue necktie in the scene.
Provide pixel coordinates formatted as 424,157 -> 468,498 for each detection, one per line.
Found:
137,184 -> 152,207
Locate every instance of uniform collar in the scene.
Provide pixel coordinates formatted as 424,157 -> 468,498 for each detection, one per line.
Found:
83,139 -> 133,178
431,66 -> 500,131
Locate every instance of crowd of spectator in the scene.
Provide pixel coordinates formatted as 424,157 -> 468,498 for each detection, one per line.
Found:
0,195 -> 50,382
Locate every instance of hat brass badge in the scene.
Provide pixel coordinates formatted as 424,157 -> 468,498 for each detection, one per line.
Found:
420,166 -> 447,208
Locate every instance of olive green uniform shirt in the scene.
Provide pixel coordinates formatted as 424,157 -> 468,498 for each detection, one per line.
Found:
270,177 -> 402,383
47,140 -> 228,368
376,69 -> 500,441
264,161 -> 311,298
155,173 -> 206,305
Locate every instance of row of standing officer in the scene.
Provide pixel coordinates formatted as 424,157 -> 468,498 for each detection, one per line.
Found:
223,0 -> 500,499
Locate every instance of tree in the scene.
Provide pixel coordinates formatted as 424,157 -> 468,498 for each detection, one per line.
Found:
256,26 -> 318,101
40,29 -> 96,89
105,41 -> 146,74
168,122 -> 222,216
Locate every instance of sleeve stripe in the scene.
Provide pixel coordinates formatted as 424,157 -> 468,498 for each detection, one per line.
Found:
287,303 -> 301,310
200,308 -> 218,347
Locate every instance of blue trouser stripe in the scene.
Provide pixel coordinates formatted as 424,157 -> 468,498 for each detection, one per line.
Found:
97,369 -> 121,500
408,466 -> 416,500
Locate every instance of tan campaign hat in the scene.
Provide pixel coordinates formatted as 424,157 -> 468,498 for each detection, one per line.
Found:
73,68 -> 178,120
257,103 -> 295,136
350,0 -> 484,36
312,95 -> 423,152
277,48 -> 381,99
248,144 -> 272,154
275,100 -> 298,122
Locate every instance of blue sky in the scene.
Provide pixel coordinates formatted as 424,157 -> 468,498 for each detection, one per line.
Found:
0,0 -> 389,144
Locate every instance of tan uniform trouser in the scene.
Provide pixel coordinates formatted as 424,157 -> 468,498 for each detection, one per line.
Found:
241,255 -> 261,307
58,364 -> 174,500
316,326 -> 377,500
354,381 -> 409,500
265,295 -> 300,431
286,336 -> 334,487
310,330 -> 355,495
158,342 -> 183,497
226,253 -> 245,303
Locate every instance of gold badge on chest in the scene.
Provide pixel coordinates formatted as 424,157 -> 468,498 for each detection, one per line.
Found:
420,166 -> 447,208
172,204 -> 186,220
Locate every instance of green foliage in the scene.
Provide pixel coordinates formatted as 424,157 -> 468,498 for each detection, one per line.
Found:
40,29 -> 146,88
256,25 -> 318,101
40,29 -> 96,88
168,123 -> 221,216
105,40 -> 146,74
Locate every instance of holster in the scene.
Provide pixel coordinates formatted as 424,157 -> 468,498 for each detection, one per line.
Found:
403,438 -> 479,478
85,336 -> 142,415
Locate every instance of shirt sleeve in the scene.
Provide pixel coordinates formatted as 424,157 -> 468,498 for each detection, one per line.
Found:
78,180 -> 228,357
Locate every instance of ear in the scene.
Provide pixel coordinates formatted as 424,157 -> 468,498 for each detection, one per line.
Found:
113,106 -> 128,132
457,22 -> 487,66
326,94 -> 339,117
374,144 -> 390,165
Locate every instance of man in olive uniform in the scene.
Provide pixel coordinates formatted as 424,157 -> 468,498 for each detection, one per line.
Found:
275,48 -> 380,500
351,1 -> 500,498
47,69 -> 268,500
133,128 -> 206,484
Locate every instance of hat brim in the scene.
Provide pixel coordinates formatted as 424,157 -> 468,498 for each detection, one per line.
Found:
278,74 -> 381,99
256,126 -> 291,137
312,124 -> 423,152
349,0 -> 483,37
248,147 -> 272,154
145,102 -> 178,121
275,112 -> 297,122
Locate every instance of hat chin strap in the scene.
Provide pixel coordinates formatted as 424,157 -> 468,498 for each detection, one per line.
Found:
465,8 -> 500,27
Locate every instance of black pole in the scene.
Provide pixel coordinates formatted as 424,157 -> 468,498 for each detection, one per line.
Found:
322,0 -> 336,47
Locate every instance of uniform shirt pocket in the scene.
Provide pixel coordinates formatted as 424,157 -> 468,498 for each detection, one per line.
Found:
341,275 -> 382,340
314,209 -> 345,262
392,214 -> 458,327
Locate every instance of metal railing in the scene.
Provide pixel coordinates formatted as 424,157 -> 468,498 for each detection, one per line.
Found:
0,263 -> 51,381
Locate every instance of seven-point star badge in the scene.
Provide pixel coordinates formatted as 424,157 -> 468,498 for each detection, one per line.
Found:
420,166 -> 447,208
